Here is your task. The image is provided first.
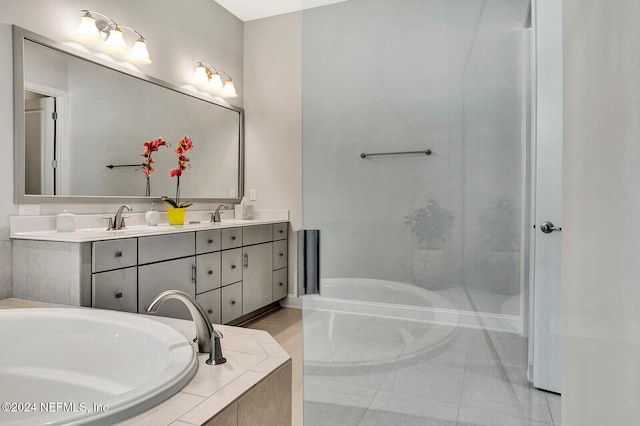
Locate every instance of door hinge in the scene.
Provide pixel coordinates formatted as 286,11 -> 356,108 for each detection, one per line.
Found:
52,112 -> 58,120
51,160 -> 57,168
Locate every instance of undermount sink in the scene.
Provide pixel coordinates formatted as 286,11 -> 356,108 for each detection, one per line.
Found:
0,308 -> 197,425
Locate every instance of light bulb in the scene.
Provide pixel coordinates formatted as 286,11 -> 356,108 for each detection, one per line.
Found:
222,78 -> 238,98
74,14 -> 102,44
129,39 -> 152,64
103,26 -> 128,55
209,72 -> 223,91
192,64 -> 209,86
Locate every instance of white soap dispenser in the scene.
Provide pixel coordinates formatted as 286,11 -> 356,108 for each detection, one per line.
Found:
145,203 -> 159,226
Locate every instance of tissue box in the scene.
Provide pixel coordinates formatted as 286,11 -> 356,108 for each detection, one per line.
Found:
235,204 -> 254,220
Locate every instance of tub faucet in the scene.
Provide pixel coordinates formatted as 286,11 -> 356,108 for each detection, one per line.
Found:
211,204 -> 229,223
144,290 -> 226,365
109,204 -> 132,230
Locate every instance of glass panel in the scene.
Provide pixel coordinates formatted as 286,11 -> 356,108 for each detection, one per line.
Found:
301,0 -> 536,424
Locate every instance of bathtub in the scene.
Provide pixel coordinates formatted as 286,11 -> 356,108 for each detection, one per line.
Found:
0,308 -> 197,426
302,278 -> 460,369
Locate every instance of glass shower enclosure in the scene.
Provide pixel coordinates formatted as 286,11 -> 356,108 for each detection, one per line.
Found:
301,0 -> 530,424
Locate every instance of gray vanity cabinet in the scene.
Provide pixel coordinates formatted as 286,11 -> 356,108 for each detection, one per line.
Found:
92,266 -> 137,313
196,289 -> 222,325
138,256 -> 196,320
78,222 -> 289,323
242,243 -> 273,314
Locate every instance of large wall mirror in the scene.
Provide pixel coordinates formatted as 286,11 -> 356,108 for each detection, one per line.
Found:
13,26 -> 244,204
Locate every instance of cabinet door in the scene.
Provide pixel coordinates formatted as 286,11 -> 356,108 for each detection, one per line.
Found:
138,256 -> 195,320
196,289 -> 221,325
221,228 -> 242,250
273,223 -> 288,241
242,243 -> 273,315
273,268 -> 288,302
243,224 -> 273,246
138,232 -> 194,264
221,282 -> 242,324
196,229 -> 221,254
221,248 -> 242,286
92,238 -> 137,272
273,239 -> 288,270
92,266 -> 137,313
196,252 -> 221,294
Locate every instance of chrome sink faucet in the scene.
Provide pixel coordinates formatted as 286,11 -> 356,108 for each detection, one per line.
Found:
144,290 -> 226,365
211,204 -> 229,223
109,204 -> 132,230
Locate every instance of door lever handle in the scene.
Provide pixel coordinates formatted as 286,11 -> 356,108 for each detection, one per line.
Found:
540,221 -> 562,234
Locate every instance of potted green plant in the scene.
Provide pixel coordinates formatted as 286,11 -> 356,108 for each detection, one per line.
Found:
404,198 -> 455,250
404,198 -> 454,290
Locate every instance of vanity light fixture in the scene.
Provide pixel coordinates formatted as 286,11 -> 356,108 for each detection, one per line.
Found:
192,62 -> 237,98
74,10 -> 152,65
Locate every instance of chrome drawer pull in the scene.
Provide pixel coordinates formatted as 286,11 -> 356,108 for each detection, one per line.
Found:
208,309 -> 213,314
279,252 -> 284,257
192,265 -> 197,283
208,239 -> 214,244
208,270 -> 214,275
279,282 -> 284,287
244,253 -> 249,268
231,264 -> 237,269
231,300 -> 236,305
115,251 -> 123,258
231,236 -> 236,241
115,292 -> 123,298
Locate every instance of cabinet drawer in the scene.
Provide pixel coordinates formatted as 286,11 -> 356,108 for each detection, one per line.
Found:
221,228 -> 242,250
138,232 -> 194,264
221,248 -> 242,286
243,224 -> 273,245
196,289 -> 221,325
138,256 -> 196,320
196,252 -> 221,293
92,238 -> 137,272
196,229 -> 221,254
273,239 -> 288,270
273,223 -> 288,241
92,267 -> 137,313
221,282 -> 242,324
273,268 -> 288,301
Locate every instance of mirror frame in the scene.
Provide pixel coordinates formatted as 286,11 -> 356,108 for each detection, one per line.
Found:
13,25 -> 244,204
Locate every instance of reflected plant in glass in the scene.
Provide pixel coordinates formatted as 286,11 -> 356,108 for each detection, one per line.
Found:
404,198 -> 455,250
141,137 -> 166,196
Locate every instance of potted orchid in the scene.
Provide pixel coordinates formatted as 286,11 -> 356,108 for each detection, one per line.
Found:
162,136 -> 193,225
141,137 -> 166,196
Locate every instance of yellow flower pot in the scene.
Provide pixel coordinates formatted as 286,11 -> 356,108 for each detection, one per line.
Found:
166,207 -> 186,225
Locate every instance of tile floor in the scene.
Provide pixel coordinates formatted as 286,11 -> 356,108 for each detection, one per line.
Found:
247,307 -> 561,426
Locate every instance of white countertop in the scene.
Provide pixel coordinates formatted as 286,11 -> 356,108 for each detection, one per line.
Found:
0,299 -> 291,425
10,209 -> 289,243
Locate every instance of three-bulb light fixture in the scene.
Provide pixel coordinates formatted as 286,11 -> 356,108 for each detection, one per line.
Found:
192,62 -> 238,98
74,10 -> 152,65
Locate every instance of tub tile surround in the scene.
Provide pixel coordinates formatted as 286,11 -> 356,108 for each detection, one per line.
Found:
0,299 -> 292,426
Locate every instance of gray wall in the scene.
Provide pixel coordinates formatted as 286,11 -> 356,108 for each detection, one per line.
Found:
0,0 -> 244,297
244,12 -> 302,295
562,0 -> 640,424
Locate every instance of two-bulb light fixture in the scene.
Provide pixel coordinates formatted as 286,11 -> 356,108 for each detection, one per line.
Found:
192,62 -> 237,98
74,10 -> 152,65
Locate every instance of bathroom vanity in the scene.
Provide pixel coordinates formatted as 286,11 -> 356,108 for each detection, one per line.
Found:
11,213 -> 289,324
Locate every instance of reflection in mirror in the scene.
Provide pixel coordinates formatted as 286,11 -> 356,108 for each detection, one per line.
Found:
15,26 -> 243,203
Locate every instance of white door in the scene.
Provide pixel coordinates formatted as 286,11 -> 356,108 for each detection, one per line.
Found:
530,0 -> 562,394
25,97 -> 56,195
